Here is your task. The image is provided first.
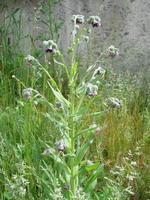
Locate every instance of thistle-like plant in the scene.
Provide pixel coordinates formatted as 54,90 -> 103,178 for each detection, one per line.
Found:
13,15 -> 120,199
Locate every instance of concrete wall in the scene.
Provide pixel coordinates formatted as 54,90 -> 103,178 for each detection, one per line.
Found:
1,0 -> 150,71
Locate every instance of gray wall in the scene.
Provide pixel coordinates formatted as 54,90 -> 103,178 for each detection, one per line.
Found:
1,0 -> 150,71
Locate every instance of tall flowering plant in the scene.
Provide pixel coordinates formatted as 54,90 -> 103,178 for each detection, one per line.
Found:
13,14 -> 121,199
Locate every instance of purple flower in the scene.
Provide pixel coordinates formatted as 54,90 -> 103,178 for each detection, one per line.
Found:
56,140 -> 67,153
43,40 -> 57,54
87,16 -> 101,28
86,83 -> 98,97
71,15 -> 85,25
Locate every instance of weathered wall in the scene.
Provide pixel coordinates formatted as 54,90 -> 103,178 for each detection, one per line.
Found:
1,0 -> 150,71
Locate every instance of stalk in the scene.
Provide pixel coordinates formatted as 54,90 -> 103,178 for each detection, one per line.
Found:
69,38 -> 79,198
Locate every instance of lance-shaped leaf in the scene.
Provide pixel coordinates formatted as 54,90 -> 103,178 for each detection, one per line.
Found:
74,139 -> 93,166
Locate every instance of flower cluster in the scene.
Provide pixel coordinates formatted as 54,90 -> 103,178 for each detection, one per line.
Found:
92,66 -> 106,79
107,45 -> 119,57
25,55 -> 37,67
22,88 -> 32,100
56,140 -> 67,153
71,15 -> 85,25
87,16 -> 101,27
86,83 -> 98,97
43,40 -> 58,53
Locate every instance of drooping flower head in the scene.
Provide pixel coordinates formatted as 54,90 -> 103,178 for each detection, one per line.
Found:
86,83 -> 98,97
71,15 -> 85,25
107,97 -> 122,109
22,88 -> 32,100
87,16 -> 101,28
92,66 -> 106,79
56,140 -> 67,153
25,55 -> 37,67
107,45 -> 119,57
43,40 -> 58,53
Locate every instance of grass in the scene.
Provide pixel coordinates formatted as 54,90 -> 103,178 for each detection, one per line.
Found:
0,3 -> 150,200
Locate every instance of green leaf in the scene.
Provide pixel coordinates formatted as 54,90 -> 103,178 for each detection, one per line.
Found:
74,140 -> 93,166
71,62 -> 78,77
48,83 -> 70,107
85,162 -> 100,172
84,164 -> 104,192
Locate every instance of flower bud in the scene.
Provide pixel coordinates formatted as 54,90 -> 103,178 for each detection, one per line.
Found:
87,16 -> 101,28
56,140 -> 67,153
107,45 -> 119,57
71,15 -> 85,25
22,88 -> 32,100
86,83 -> 98,97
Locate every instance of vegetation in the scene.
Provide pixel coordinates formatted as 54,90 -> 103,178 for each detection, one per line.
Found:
0,1 -> 150,199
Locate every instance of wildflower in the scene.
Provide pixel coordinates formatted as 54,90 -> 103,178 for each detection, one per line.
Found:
25,55 -> 37,66
43,40 -> 57,53
87,16 -> 101,28
25,55 -> 36,62
12,75 -> 16,79
55,102 -> 63,109
56,140 -> 67,153
92,66 -> 106,79
107,97 -> 122,109
71,15 -> 85,25
107,45 -> 119,57
86,83 -> 98,96
42,148 -> 52,156
22,88 -> 32,100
